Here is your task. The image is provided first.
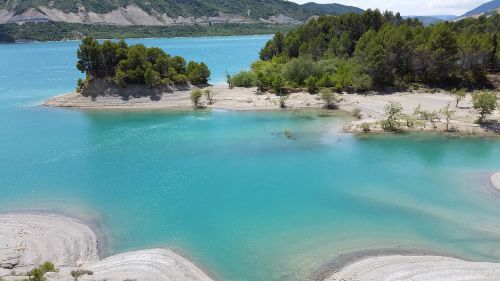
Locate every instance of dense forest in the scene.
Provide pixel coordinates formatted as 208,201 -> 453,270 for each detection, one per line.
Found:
76,38 -> 210,92
0,22 -> 294,42
230,10 -> 500,92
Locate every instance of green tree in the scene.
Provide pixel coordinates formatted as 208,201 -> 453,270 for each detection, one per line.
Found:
452,89 -> 467,107
271,75 -> 285,95
305,76 -> 318,94
320,89 -> 338,109
472,91 -> 497,122
426,23 -> 459,84
187,61 -> 211,84
144,67 -> 161,87
76,37 -> 103,78
282,57 -> 318,86
190,89 -> 203,108
204,89 -> 215,104
383,102 -> 403,131
440,103 -> 456,132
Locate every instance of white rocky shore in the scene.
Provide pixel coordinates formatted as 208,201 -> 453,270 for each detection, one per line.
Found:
491,172 -> 500,192
0,213 -> 213,281
324,255 -> 500,281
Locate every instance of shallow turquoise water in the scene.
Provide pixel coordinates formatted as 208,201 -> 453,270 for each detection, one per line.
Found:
1,36 -> 500,281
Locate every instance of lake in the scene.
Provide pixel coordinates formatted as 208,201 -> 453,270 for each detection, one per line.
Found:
1,35 -> 500,281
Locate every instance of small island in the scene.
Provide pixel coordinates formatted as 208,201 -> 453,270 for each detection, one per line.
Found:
74,37 -> 210,100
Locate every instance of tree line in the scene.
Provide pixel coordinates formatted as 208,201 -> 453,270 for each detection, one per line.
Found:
230,10 -> 499,92
76,37 -> 210,91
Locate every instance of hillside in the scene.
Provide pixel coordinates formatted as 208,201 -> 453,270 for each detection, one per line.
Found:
460,0 -> 500,17
301,2 -> 363,15
0,0 -> 363,26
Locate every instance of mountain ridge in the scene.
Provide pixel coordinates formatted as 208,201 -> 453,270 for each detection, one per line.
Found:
0,0 -> 364,25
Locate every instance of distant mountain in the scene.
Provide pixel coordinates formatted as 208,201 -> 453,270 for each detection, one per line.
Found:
460,0 -> 500,18
0,0 -> 364,26
432,15 -> 458,21
301,2 -> 364,15
403,16 -> 444,25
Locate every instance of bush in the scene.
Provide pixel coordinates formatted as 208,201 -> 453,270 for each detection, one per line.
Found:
383,102 -> 403,131
173,74 -> 188,84
472,91 -> 497,122
190,89 -> 203,108
282,57 -> 319,85
305,76 -> 318,94
71,269 -> 93,280
361,123 -> 371,132
229,71 -> 257,87
320,89 -> 338,109
271,75 -> 285,95
27,262 -> 58,281
187,61 -> 211,84
278,95 -> 289,109
76,78 -> 87,93
452,89 -> 467,107
204,89 -> 215,104
352,74 -> 373,92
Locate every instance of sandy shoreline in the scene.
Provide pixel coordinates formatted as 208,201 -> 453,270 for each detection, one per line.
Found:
44,85 -> 499,136
0,212 -> 214,281
323,254 -> 500,281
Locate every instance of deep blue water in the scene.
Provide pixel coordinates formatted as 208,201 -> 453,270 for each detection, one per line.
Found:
1,35 -> 500,281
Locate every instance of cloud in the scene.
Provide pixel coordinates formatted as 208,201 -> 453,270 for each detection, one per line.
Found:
290,0 -> 492,16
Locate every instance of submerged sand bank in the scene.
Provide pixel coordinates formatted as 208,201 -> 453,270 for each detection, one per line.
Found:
324,255 -> 500,281
0,212 -> 213,281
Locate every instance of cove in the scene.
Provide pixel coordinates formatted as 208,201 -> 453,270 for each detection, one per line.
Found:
1,35 -> 500,281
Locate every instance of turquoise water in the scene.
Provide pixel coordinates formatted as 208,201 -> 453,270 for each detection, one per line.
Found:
1,36 -> 500,281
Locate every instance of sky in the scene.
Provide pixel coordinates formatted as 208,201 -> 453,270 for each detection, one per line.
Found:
289,0 -> 493,16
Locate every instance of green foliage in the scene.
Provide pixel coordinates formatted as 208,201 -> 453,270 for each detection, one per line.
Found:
452,89 -> 467,107
305,76 -> 318,94
319,89 -> 338,109
75,37 -> 209,90
27,262 -> 58,281
271,75 -> 285,95
76,78 -> 87,93
70,269 -> 93,280
278,95 -> 289,109
229,71 -> 257,87
190,89 -> 203,108
440,103 -> 456,131
0,22 -> 295,43
282,57 -> 319,86
187,62 -> 211,84
383,102 -> 403,131
352,108 -> 362,119
361,123 -> 371,132
259,10 -> 499,90
472,91 -> 497,122
204,89 -> 215,105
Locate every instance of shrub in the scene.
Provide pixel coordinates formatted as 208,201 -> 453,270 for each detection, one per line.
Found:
76,78 -> 87,93
190,89 -> 203,108
383,102 -> 403,131
352,74 -> 373,92
352,108 -> 362,119
361,123 -> 371,132
317,73 -> 334,88
27,262 -> 58,281
187,61 -> 211,84
452,89 -> 467,107
271,75 -> 285,95
204,89 -> 215,104
305,76 -> 318,94
71,269 -> 93,280
472,91 -> 497,122
229,71 -> 257,87
440,103 -> 456,131
282,57 -> 319,85
144,68 -> 161,87
278,95 -> 289,109
173,74 -> 188,84
320,89 -> 338,109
